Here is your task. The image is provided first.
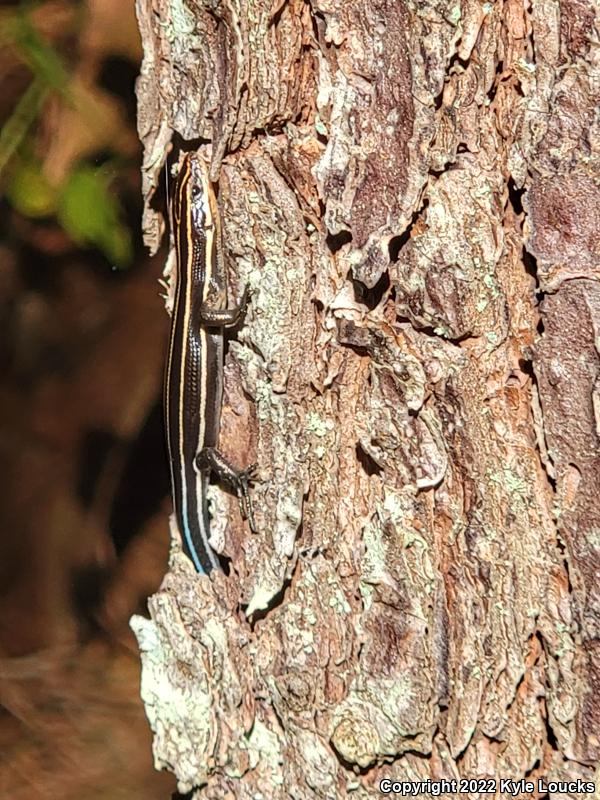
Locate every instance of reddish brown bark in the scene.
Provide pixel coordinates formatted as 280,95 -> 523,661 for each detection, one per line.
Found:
134,0 -> 600,795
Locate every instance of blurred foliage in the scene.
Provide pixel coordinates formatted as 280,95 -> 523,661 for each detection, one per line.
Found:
0,4 -> 171,796
58,165 -> 133,266
2,7 -> 71,93
0,2 -> 133,267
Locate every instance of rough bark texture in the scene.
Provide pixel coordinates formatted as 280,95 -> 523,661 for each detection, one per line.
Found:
132,0 -> 600,796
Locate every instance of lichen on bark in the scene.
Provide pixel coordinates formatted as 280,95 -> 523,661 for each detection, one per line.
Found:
133,0 -> 600,795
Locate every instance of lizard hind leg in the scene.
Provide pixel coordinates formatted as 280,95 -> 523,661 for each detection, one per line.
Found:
195,447 -> 257,532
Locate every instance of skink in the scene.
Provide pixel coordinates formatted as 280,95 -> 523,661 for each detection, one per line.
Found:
164,152 -> 255,573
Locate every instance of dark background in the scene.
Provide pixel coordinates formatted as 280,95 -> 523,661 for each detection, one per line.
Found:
0,1 -> 175,796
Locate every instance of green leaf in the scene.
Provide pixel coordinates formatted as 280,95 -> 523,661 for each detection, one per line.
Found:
57,166 -> 132,268
6,156 -> 56,217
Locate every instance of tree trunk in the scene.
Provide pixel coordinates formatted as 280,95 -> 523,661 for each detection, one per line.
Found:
132,0 -> 600,796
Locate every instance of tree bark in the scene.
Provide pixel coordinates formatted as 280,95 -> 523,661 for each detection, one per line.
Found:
132,0 -> 600,796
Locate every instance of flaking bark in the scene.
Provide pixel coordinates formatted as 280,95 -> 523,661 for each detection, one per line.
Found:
133,0 -> 600,796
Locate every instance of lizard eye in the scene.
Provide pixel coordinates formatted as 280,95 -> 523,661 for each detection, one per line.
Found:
191,185 -> 201,198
